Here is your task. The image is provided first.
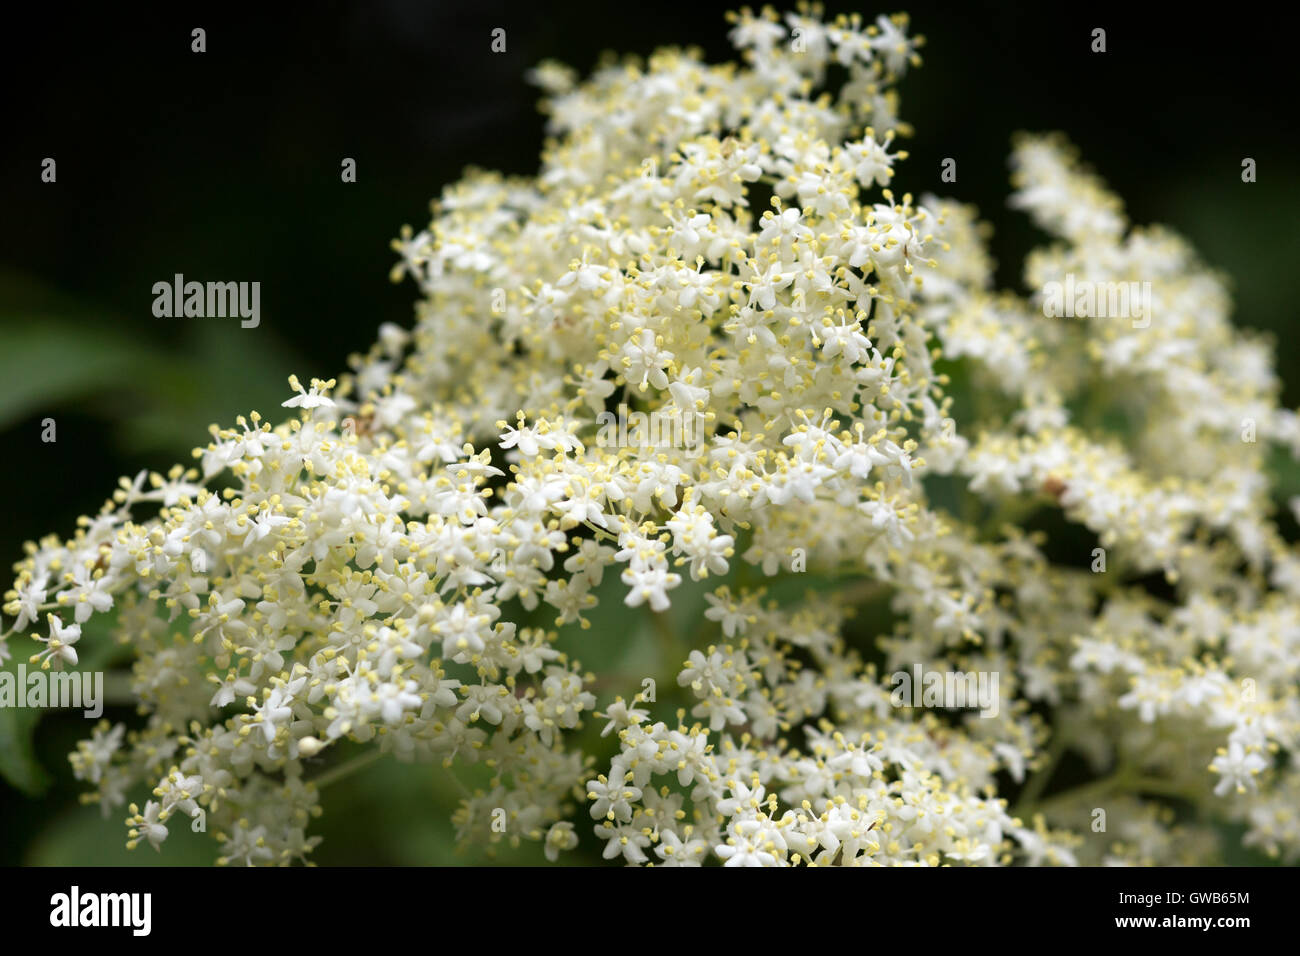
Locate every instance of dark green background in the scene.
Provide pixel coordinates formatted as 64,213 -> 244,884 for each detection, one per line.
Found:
1,1 -> 1296,864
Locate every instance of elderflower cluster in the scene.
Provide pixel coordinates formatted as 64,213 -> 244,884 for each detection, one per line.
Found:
5,6 -> 1300,866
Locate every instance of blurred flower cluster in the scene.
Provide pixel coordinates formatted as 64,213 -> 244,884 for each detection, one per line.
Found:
6,5 -> 1300,866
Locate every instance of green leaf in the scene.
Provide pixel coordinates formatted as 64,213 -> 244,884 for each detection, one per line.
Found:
0,609 -> 122,795
0,318 -> 165,431
0,702 -> 51,796
0,268 -> 304,452
26,803 -> 216,866
1268,446 -> 1300,502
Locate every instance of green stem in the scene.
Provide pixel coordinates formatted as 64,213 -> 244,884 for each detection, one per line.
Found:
1018,770 -> 1129,823
1014,730 -> 1069,814
1018,768 -> 1200,824
582,520 -> 622,545
309,749 -> 383,789
651,608 -> 681,669
839,578 -> 888,607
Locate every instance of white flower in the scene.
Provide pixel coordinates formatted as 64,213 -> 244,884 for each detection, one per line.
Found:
127,801 -> 169,853
544,821 -> 579,861
1209,742 -> 1269,797
31,613 -> 81,669
586,768 -> 642,823
281,374 -> 337,409
620,329 -> 674,391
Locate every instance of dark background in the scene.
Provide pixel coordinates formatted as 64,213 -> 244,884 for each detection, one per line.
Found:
1,1 -> 1297,863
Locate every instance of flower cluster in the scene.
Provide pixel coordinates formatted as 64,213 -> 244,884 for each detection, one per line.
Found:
5,5 -> 1299,866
